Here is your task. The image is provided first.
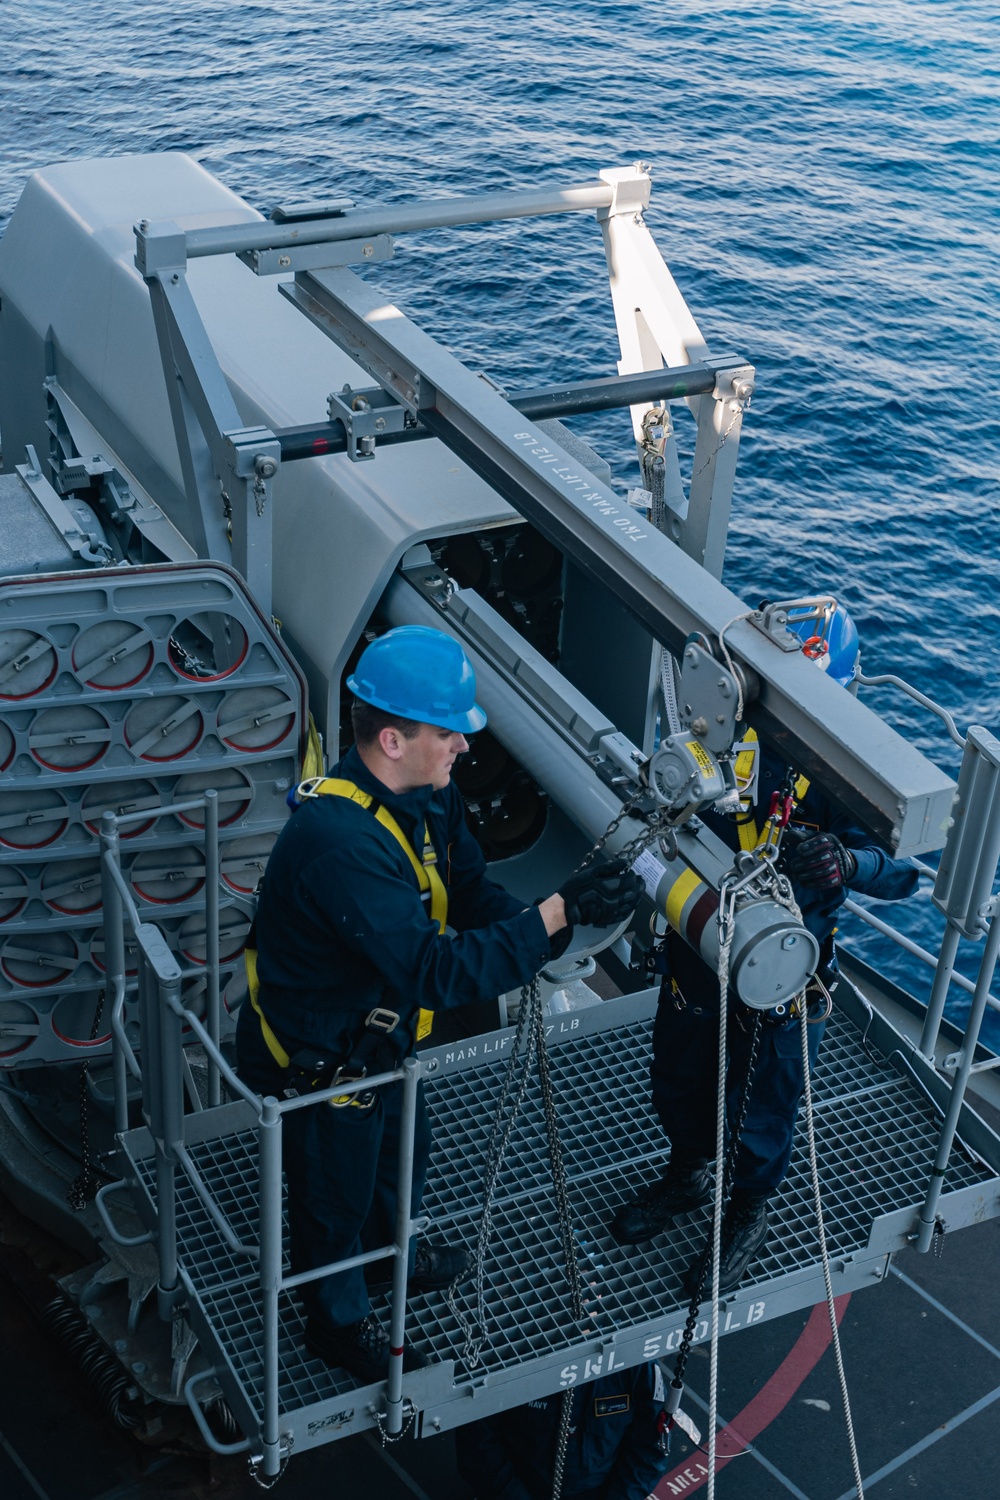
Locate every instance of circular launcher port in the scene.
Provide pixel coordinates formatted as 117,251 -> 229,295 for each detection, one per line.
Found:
52,991 -> 112,1048
90,929 -> 139,976
82,778 -> 160,839
124,696 -> 204,762
130,846 -> 205,905
0,789 -> 70,850
0,869 -> 29,924
0,1000 -> 40,1058
168,612 -> 249,682
72,620 -> 153,690
179,909 -> 249,966
173,767 -> 254,828
220,833 -> 276,894
2,930 -> 79,988
0,629 -> 58,700
29,705 -> 112,772
217,687 -> 295,753
41,857 -> 103,915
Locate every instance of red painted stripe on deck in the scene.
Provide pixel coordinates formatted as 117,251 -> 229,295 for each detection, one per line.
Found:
654,1293 -> 851,1496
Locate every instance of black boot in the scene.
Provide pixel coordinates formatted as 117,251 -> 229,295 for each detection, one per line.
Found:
305,1313 -> 430,1381
684,1191 -> 769,1298
609,1156 -> 712,1245
411,1240 -> 473,1290
366,1239 -> 473,1294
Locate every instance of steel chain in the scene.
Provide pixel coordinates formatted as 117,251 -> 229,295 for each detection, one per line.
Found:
68,988 -> 106,1211
446,976 -> 542,1367
573,784 -> 675,878
373,1401 -> 418,1446
551,1387 -> 576,1500
248,1448 -> 291,1489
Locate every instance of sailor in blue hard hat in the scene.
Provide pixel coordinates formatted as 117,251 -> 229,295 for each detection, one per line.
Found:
237,623 -> 641,1383
609,596 -> 917,1293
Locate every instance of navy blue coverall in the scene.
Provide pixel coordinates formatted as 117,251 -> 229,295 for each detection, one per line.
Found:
236,744 -> 552,1331
651,748 -> 919,1195
455,1364 -> 671,1500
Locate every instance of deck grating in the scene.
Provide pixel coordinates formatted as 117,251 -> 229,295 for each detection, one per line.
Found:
127,1005 -> 997,1422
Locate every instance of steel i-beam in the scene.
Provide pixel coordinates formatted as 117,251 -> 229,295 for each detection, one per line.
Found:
279,265 -> 954,856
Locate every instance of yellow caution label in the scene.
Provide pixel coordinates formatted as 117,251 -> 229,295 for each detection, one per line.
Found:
686,740 -> 715,777
665,867 -> 703,931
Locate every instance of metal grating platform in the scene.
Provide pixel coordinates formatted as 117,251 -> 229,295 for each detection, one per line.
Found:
118,988 -> 1000,1454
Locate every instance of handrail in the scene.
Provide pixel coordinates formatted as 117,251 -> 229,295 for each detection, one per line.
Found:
108,968 -> 142,1081
183,1369 -> 251,1455
94,1180 -> 154,1247
164,998 -> 263,1111
842,897 -> 1000,1017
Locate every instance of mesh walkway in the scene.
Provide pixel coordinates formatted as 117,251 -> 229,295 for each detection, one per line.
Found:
120,990 -> 1000,1453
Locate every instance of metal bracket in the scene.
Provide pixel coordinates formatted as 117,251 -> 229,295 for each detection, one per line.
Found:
596,163 -> 652,220
183,1368 -> 251,1455
713,363 -> 756,407
134,218 -> 187,277
327,385 -> 410,461
746,596 -> 837,652
17,449 -> 113,565
239,235 -> 394,276
676,637 -> 745,753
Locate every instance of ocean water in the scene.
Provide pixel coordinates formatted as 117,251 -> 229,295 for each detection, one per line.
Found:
3,0 -> 999,1040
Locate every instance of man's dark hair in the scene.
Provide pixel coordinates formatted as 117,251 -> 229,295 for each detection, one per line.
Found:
351,698 -> 422,748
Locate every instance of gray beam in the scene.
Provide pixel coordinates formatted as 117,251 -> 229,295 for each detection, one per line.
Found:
272,361 -> 726,462
280,265 -> 955,855
177,182 -> 617,262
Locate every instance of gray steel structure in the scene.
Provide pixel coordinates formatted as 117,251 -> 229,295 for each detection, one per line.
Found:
1,153 -> 1000,1478
0,153 -> 953,854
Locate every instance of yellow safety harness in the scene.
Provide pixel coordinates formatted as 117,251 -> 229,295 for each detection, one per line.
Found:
247,774 -> 447,1088
732,730 -> 810,851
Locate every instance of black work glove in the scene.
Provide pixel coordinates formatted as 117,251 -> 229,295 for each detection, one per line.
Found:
558,859 -> 644,927
786,832 -> 857,891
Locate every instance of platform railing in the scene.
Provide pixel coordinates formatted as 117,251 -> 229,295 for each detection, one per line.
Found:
96,796 -> 424,1477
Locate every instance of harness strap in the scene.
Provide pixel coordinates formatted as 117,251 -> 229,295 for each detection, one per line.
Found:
733,730 -> 810,849
246,773 -> 447,1070
246,947 -> 289,1067
299,777 -> 449,934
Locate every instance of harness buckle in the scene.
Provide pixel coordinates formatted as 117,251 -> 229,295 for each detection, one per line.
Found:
328,1065 -> 376,1108
294,776 -> 327,801
365,1007 -> 400,1033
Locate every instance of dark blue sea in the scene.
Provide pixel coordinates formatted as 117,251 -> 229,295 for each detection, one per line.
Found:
3,0 -> 999,1041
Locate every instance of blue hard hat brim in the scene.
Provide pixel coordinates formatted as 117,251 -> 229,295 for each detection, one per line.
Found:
346,676 -> 487,734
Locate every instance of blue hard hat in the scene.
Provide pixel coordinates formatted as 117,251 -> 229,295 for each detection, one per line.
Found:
347,626 -> 487,733
786,601 -> 860,688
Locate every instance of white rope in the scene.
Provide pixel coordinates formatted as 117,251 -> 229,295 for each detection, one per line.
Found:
799,993 -> 866,1498
706,894 -> 736,1498
716,614 -> 753,724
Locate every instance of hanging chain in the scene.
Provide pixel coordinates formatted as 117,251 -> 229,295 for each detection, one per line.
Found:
68,988 -> 106,1211
691,391 -> 750,484
372,1401 -> 418,1446
253,471 -> 268,517
447,977 -> 543,1367
248,1445 -> 292,1488
573,782 -> 676,879
551,1387 -> 575,1500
